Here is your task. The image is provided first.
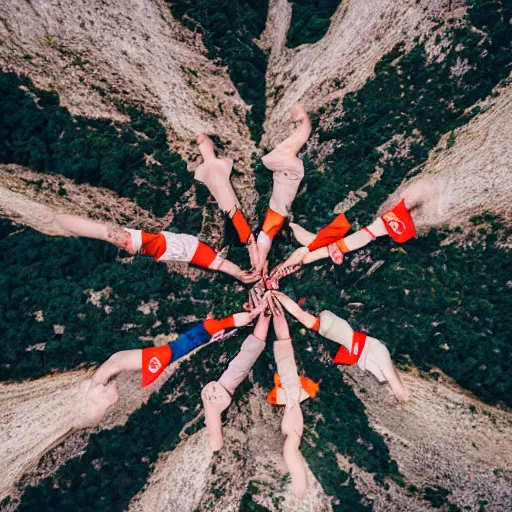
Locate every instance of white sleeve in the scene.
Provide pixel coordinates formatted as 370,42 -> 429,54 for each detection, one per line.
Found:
160,232 -> 199,263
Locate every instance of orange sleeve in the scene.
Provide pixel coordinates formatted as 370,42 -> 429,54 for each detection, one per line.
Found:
232,209 -> 252,244
203,315 -> 236,335
190,241 -> 218,268
307,214 -> 351,252
262,208 -> 286,240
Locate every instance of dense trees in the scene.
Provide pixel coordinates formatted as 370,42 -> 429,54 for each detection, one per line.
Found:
258,0 -> 512,407
287,0 -> 342,48
169,0 -> 269,142
0,73 -> 196,222
3,1 -> 512,509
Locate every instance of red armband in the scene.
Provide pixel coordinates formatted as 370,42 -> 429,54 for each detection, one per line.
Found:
308,214 -> 351,252
333,331 -> 366,365
203,315 -> 236,335
311,317 -> 320,331
262,208 -> 286,240
141,344 -> 172,388
381,199 -> 416,243
141,231 -> 167,261
231,209 -> 252,244
190,241 -> 218,268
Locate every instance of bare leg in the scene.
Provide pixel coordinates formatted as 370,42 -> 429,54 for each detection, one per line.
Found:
272,311 -> 308,499
54,214 -> 134,253
194,134 -> 239,212
262,104 -> 312,167
280,104 -> 313,154
202,315 -> 270,450
74,349 -> 142,428
282,420 -> 308,500
201,381 -> 232,451
261,105 -> 311,218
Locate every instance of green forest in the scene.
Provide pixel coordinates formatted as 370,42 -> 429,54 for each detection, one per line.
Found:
287,0 -> 342,48
1,0 -> 512,510
168,0 -> 269,142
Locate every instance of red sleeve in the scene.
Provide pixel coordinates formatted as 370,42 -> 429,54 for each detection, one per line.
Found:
203,315 -> 236,335
190,241 -> 218,268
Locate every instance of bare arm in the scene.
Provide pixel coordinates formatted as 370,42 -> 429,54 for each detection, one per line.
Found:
272,291 -> 318,329
253,309 -> 271,341
344,217 -> 387,251
215,257 -> 260,283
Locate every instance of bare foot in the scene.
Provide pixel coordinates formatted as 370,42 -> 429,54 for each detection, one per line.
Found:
359,337 -> 410,403
201,381 -> 232,451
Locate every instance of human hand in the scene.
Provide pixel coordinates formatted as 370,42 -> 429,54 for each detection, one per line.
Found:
267,247 -> 307,288
269,294 -> 290,339
237,267 -> 261,284
245,278 -> 266,311
233,296 -> 268,327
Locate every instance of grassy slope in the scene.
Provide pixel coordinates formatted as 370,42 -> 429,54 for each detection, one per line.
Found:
287,0 -> 343,48
168,0 -> 269,143
259,0 -> 512,408
0,73 -> 199,224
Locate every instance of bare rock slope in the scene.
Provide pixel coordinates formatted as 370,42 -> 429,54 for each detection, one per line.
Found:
261,0 -> 465,147
0,0 -> 257,216
381,79 -> 512,229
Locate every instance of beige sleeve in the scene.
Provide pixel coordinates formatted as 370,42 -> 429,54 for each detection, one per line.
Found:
218,334 -> 265,394
318,310 -> 353,350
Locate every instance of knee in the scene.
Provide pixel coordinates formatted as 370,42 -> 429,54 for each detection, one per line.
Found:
201,381 -> 218,400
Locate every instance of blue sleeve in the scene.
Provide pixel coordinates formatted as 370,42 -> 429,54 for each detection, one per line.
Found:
169,323 -> 211,361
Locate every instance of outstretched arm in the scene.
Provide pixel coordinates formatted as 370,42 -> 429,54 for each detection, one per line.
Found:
215,256 -> 260,283
55,214 -> 134,252
271,291 -> 318,329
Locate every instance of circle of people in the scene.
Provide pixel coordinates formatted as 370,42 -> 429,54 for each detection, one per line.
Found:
58,105 -> 414,500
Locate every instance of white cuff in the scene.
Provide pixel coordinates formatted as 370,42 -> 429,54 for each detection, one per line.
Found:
123,228 -> 142,252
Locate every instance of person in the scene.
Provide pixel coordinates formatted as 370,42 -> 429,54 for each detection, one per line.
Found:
256,104 -> 312,271
271,291 -> 410,403
54,214 -> 259,283
202,294 -> 316,500
270,196 -> 418,282
74,306 -> 264,429
195,134 -> 260,270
